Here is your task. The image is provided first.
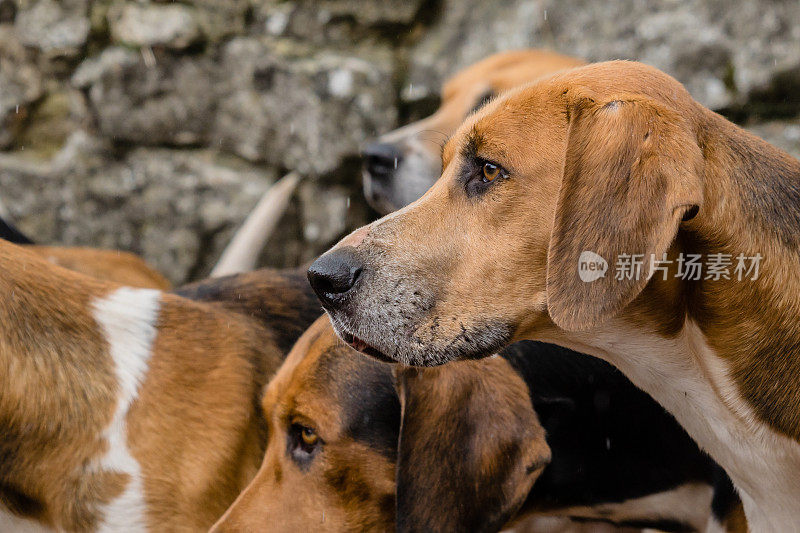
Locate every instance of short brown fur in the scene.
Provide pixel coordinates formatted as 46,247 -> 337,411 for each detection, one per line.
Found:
320,60 -> 800,528
0,240 -> 319,530
211,317 -> 398,532
29,246 -> 171,290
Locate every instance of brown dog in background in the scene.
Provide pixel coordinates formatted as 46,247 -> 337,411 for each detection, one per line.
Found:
28,246 -> 171,289
362,49 -> 585,214
0,212 -> 170,289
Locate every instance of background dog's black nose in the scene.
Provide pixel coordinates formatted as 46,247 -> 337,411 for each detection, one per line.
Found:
362,142 -> 402,181
307,247 -> 363,303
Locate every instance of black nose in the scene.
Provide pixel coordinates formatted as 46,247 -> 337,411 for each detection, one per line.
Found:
307,247 -> 363,304
362,142 -> 402,181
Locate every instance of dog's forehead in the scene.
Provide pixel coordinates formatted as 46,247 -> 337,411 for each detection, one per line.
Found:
444,61 -> 696,169
262,317 -> 340,412
263,318 -> 399,449
283,332 -> 400,454
441,84 -> 555,166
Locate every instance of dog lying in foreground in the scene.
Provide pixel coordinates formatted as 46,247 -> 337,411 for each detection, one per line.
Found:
212,316 -> 744,533
0,239 -> 320,531
309,60 -> 800,530
362,49 -> 585,214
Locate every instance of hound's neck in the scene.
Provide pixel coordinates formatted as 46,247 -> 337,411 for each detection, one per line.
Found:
552,319 -> 800,533
681,114 -> 800,438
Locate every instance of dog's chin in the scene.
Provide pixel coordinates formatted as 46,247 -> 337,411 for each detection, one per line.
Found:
328,319 -> 447,366
327,312 -> 513,367
329,319 -> 397,364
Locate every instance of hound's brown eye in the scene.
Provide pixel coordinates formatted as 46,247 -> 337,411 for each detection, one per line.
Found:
289,423 -> 322,468
300,426 -> 318,447
482,162 -> 501,182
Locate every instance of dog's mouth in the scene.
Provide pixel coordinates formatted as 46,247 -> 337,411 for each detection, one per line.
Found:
340,330 -> 396,364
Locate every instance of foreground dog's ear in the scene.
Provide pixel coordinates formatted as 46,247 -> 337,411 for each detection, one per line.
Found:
547,96 -> 704,331
394,358 -> 550,533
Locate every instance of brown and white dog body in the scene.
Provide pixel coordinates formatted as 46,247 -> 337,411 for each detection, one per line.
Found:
309,61 -> 800,530
0,240 -> 320,531
362,50 -> 585,214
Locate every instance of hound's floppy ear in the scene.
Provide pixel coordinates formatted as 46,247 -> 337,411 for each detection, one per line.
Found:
394,358 -> 550,533
547,95 -> 704,331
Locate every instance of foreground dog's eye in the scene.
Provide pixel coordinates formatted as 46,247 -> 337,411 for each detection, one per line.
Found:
465,158 -> 507,196
482,162 -> 501,182
288,423 -> 322,466
300,426 -> 318,447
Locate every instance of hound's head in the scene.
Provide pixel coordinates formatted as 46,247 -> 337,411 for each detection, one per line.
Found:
362,50 -> 585,214
210,317 -> 400,532
310,61 -> 705,366
211,316 -> 549,532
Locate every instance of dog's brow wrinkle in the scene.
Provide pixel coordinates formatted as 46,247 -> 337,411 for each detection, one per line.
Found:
465,128 -> 484,156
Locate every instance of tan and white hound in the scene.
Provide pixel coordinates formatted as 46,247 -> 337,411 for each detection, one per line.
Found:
309,61 -> 800,531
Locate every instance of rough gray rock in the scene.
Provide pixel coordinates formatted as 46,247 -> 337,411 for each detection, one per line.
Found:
108,1 -> 201,50
184,0 -> 250,43
72,37 -> 396,168
213,37 -> 397,175
14,0 -> 90,57
254,0 -> 426,45
0,132 -> 277,283
2,0 -> 800,283
0,27 -> 43,148
13,88 -> 86,156
406,0 -> 800,111
72,46 -> 219,146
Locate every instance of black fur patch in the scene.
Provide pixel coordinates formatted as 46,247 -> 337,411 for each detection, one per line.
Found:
503,341 -> 723,516
731,132 -> 800,250
174,267 -> 322,354
315,349 -> 401,459
468,90 -> 495,115
710,463 -> 739,524
0,484 -> 45,520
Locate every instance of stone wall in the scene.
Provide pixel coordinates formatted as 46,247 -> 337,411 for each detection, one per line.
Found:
2,0 -> 799,283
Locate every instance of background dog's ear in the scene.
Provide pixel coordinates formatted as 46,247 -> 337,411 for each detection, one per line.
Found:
394,358 -> 550,533
547,96 -> 704,332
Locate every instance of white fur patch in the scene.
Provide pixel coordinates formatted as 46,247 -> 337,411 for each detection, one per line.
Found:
546,483 -> 713,531
553,320 -> 800,533
91,287 -> 161,533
